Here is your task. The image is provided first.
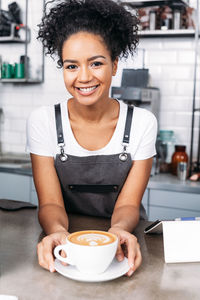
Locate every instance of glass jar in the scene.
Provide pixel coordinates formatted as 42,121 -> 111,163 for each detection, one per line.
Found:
159,130 -> 176,164
171,145 -> 188,175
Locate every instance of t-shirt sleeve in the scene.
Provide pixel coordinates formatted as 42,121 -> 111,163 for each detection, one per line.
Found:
26,106 -> 54,157
131,111 -> 158,160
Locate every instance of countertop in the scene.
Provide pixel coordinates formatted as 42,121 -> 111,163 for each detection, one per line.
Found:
0,152 -> 200,193
148,173 -> 200,194
1,166 -> 200,194
0,153 -> 32,176
0,208 -> 200,300
0,166 -> 32,176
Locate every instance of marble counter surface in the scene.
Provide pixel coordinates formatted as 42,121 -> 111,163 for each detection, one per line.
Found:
0,208 -> 200,300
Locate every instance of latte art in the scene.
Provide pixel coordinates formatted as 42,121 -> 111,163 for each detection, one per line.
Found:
77,233 -> 111,246
68,230 -> 116,246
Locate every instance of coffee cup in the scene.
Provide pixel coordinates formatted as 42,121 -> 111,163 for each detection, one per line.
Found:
54,230 -> 118,274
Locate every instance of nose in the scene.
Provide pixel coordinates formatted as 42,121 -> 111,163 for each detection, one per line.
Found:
77,65 -> 92,83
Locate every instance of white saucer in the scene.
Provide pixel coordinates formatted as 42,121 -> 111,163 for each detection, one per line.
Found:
54,257 -> 129,282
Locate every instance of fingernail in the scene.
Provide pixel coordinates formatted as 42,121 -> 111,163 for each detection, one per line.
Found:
49,265 -> 54,273
129,270 -> 134,276
117,254 -> 124,261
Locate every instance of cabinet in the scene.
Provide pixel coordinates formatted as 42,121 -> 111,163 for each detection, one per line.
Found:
147,189 -> 200,220
141,189 -> 149,213
0,170 -> 200,219
0,0 -> 44,83
0,172 -> 38,205
141,174 -> 200,221
142,179 -> 200,221
30,177 -> 38,205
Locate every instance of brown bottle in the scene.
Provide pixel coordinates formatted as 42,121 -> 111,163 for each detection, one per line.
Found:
171,145 -> 188,175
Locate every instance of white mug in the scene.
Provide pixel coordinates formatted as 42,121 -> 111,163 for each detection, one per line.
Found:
54,230 -> 118,274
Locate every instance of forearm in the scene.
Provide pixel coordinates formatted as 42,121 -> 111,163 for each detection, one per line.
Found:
38,204 -> 69,235
110,205 -> 140,233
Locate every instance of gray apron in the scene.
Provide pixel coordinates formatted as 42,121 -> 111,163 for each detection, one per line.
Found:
54,103 -> 147,220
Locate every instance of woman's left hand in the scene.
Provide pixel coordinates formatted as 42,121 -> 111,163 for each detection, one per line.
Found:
108,227 -> 142,277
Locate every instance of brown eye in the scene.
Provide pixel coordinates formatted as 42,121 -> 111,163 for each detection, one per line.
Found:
92,61 -> 103,67
66,64 -> 77,70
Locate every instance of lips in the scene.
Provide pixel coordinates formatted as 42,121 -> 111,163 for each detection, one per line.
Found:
76,84 -> 99,95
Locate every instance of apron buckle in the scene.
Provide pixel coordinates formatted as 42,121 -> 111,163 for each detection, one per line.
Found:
59,143 -> 68,162
119,153 -> 128,162
60,153 -> 68,162
119,143 -> 128,162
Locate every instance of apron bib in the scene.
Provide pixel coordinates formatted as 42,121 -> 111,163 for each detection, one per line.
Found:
54,103 -> 147,219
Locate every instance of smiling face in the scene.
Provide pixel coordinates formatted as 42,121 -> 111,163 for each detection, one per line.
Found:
62,31 -> 118,106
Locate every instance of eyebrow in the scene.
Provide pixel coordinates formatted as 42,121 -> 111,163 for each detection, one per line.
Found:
63,55 -> 106,64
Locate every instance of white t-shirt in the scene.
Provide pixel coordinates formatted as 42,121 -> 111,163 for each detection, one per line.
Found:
26,99 -> 157,160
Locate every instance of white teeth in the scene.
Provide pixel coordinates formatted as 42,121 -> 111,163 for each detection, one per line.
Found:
78,85 -> 97,92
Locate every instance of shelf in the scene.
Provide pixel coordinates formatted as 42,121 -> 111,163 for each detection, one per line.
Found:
0,78 -> 43,83
0,24 -> 30,44
120,0 -> 189,8
0,2 -> 44,84
0,37 -> 25,43
139,29 -> 196,37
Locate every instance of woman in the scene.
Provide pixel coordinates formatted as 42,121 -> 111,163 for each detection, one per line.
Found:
26,0 -> 157,277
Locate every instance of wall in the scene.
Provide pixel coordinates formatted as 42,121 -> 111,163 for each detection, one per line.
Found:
0,0 -> 199,160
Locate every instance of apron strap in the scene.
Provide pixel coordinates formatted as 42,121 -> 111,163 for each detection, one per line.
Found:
119,105 -> 134,162
55,103 -> 134,146
55,103 -> 68,161
55,103 -> 64,145
122,105 -> 134,145
54,102 -> 134,161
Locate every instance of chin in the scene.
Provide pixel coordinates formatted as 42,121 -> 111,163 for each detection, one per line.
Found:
72,94 -> 101,106
76,98 -> 99,106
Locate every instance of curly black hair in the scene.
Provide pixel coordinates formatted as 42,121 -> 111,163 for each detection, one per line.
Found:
38,0 -> 139,67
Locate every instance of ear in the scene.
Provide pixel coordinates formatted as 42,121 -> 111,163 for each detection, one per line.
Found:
112,57 -> 118,76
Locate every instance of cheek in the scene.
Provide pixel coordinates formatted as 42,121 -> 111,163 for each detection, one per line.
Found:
63,71 -> 76,87
94,68 -> 113,83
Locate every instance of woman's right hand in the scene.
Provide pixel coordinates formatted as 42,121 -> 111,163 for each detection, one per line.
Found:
37,231 -> 69,272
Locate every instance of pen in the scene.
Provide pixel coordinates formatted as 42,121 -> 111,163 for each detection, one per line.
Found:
175,217 -> 200,221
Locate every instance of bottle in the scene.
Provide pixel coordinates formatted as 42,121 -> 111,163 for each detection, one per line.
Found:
177,162 -> 187,181
159,130 -> 176,164
173,9 -> 181,30
171,145 -> 188,176
149,10 -> 156,30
